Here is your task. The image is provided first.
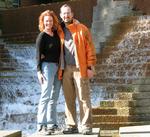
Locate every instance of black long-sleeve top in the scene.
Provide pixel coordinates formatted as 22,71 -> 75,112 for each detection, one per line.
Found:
36,31 -> 61,72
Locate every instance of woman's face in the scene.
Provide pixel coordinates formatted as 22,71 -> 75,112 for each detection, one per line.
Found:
43,15 -> 53,31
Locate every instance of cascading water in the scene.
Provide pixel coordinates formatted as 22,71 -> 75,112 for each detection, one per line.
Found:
0,43 -> 100,136
97,15 -> 150,99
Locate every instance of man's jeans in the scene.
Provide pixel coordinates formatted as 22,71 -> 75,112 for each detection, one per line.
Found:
37,62 -> 61,129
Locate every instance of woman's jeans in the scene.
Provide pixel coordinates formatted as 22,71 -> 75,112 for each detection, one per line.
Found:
37,62 -> 61,129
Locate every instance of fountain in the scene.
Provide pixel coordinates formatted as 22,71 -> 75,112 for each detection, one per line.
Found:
0,42 -> 99,136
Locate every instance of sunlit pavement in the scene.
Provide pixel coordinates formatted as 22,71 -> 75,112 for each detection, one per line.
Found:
29,128 -> 99,137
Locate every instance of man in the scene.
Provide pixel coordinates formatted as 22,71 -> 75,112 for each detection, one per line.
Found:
60,4 -> 96,135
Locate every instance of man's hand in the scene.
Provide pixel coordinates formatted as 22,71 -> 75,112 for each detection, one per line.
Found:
87,66 -> 96,79
87,69 -> 94,79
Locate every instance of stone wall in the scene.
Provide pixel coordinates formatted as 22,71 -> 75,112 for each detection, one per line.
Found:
0,0 -> 96,34
129,0 -> 150,14
20,0 -> 38,6
20,0 -> 70,7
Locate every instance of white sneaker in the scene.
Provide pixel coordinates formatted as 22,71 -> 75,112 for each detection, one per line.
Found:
82,127 -> 92,135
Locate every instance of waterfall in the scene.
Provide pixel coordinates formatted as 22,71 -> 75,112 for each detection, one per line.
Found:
95,15 -> 150,100
0,43 -> 99,136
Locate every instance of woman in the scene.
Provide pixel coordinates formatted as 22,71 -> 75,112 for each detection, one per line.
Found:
36,10 -> 64,135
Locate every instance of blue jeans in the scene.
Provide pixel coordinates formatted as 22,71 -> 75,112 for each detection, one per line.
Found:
37,62 -> 61,129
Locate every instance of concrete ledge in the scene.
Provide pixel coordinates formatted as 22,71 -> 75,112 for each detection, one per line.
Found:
119,125 -> 150,137
0,130 -> 21,137
30,128 -> 99,137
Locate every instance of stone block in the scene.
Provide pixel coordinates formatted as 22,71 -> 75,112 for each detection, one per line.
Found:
30,128 -> 99,137
92,107 -> 117,115
100,130 -> 119,137
0,130 -> 21,137
119,125 -> 150,137
100,100 -> 134,107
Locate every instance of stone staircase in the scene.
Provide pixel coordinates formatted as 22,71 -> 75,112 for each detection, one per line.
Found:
0,42 -> 40,136
91,2 -> 150,136
92,0 -> 133,53
1,32 -> 38,44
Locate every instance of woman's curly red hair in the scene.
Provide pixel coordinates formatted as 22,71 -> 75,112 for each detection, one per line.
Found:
38,10 -> 59,32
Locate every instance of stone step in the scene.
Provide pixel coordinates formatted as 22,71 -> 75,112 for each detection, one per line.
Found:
93,78 -> 138,85
0,70 -> 36,77
0,67 -> 16,71
119,125 -> 150,137
100,99 -> 150,107
29,128 -> 99,137
119,16 -> 138,22
99,130 -> 119,137
0,49 -> 9,54
0,130 -> 21,137
112,92 -> 134,100
0,65 -> 33,69
92,107 -> 117,115
92,82 -> 150,94
0,77 -> 38,86
0,53 -> 11,58
92,121 -> 150,130
135,84 -> 150,92
92,115 -> 150,123
94,70 -> 146,77
2,43 -> 35,48
96,62 -> 147,68
95,65 -> 149,74
93,121 -> 150,130
100,100 -> 134,108
90,83 -> 135,93
92,107 -> 122,115
0,67 -> 33,72
96,56 -> 150,66
97,44 -> 150,58
96,58 -> 150,67
94,77 -> 148,84
0,58 -> 18,62
132,91 -> 150,99
5,113 -> 36,123
95,66 -> 148,74
93,106 -> 150,116
94,70 -> 147,80
97,48 -> 150,60
115,91 -> 150,100
134,78 -> 150,85
2,32 -> 37,44
101,45 -> 150,58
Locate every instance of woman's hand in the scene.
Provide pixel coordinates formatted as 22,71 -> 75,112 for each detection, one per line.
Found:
37,72 -> 45,84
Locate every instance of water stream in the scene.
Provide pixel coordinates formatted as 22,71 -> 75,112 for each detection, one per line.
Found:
96,16 -> 150,99
0,44 -> 100,136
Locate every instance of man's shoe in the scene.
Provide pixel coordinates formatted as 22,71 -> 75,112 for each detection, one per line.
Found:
82,127 -> 92,135
63,127 -> 79,134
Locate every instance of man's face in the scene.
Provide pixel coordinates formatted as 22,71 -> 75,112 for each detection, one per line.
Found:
60,6 -> 73,23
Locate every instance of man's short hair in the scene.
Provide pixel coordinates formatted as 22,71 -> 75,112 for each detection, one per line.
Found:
60,4 -> 72,12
